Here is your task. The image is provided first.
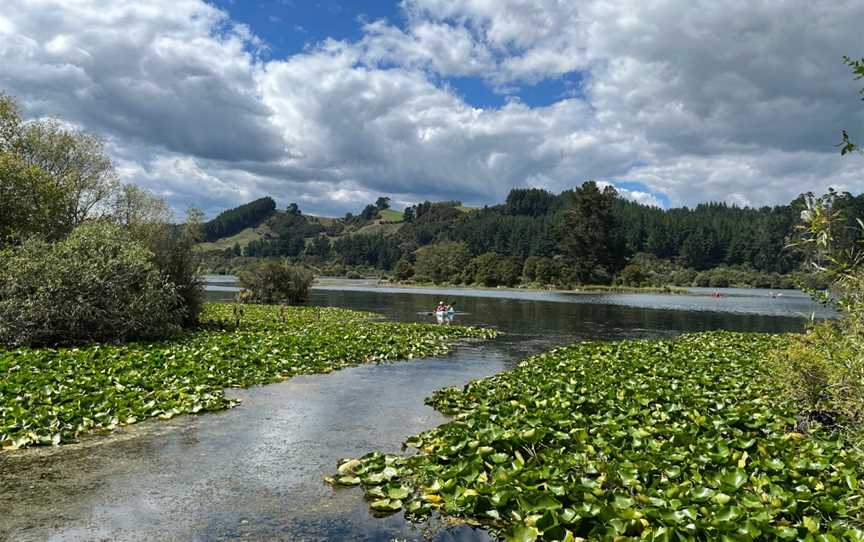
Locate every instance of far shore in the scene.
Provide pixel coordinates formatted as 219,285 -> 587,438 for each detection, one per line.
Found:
316,278 -> 687,295
203,274 -> 808,297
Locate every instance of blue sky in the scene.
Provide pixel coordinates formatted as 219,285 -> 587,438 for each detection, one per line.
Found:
1,0 -> 861,217
211,0 -> 586,110
211,1 -> 397,57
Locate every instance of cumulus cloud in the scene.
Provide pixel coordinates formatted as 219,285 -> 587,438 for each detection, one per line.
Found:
0,0 -> 862,217
0,0 -> 281,162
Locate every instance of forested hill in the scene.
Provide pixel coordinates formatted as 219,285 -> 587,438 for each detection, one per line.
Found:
199,183 -> 863,288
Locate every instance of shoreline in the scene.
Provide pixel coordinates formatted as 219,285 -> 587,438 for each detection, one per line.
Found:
311,277 -> 766,296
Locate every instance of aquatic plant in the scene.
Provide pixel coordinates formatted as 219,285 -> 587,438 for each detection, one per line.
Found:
0,303 -> 499,449
331,332 -> 864,541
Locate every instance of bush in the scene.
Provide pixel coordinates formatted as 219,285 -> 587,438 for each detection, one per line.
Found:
774,190 -> 864,439
414,241 -> 470,284
238,261 -> 314,304
619,263 -> 646,286
0,222 -> 183,346
145,209 -> 204,327
773,320 -> 864,433
394,257 -> 414,281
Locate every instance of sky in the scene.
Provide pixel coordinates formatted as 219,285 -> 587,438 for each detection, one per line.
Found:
0,0 -> 862,218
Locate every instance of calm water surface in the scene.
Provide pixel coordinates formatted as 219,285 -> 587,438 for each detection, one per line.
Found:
0,280 -> 827,541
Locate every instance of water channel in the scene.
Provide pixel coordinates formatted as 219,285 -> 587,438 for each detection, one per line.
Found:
0,281 -> 831,541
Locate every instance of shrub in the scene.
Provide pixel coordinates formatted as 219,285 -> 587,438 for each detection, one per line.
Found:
774,190 -> 864,438
146,209 -> 204,327
393,257 -> 414,281
238,260 -> 314,304
0,222 -> 183,346
773,320 -> 864,433
618,263 -> 646,286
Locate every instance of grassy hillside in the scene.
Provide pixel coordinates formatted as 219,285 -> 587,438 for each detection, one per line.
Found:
197,207 -> 405,255
377,208 -> 404,222
197,221 -> 273,252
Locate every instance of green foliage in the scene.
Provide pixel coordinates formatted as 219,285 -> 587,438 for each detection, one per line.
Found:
238,260 -> 314,304
0,152 -> 66,243
332,233 -> 402,269
839,55 -> 863,156
203,196 -> 276,241
378,208 -> 405,222
774,190 -> 864,438
414,241 -> 471,284
199,180 -> 840,288
361,204 -> 379,221
561,181 -> 626,283
0,222 -> 183,347
332,332 -> 864,540
773,322 -> 864,434
150,208 -> 205,326
464,252 -> 521,287
506,188 -> 556,217
0,303 -> 500,449
394,257 -> 415,281
618,263 -> 646,286
522,257 -> 567,287
0,92 -> 120,243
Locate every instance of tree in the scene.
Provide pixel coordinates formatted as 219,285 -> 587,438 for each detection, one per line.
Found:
287,202 -> 302,215
394,257 -> 414,281
149,208 -> 205,326
560,181 -> 626,283
464,252 -> 501,286
16,119 -> 120,229
375,196 -> 391,210
0,92 -> 121,240
306,235 -> 332,259
238,261 -> 314,305
203,197 -> 276,241
414,241 -> 470,284
360,204 -> 379,221
0,222 -> 183,347
112,184 -> 171,240
402,206 -> 415,223
505,188 -> 555,217
0,152 -> 65,244
619,263 -> 646,286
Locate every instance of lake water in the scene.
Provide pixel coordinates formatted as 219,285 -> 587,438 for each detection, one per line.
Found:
0,280 -> 829,541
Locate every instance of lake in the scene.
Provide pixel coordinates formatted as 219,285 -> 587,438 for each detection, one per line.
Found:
0,280 -> 830,541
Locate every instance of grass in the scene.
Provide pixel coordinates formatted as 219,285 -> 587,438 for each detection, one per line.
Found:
0,303 -> 499,450
330,332 -> 864,541
197,221 -> 272,252
378,209 -> 405,222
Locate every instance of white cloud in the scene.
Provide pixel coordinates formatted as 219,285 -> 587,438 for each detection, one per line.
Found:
0,0 -> 862,218
0,0 -> 280,162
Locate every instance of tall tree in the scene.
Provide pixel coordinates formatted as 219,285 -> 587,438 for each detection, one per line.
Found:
560,181 -> 626,283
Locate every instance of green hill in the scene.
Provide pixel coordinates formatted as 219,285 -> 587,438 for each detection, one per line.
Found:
197,185 -> 841,290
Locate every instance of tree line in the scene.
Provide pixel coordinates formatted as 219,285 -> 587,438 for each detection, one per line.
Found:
204,182 -> 863,289
203,196 -> 276,241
